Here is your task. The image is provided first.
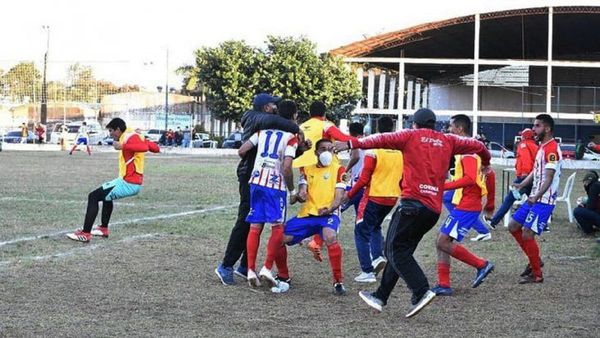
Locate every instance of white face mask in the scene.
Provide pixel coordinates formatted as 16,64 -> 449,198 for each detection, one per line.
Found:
319,151 -> 333,166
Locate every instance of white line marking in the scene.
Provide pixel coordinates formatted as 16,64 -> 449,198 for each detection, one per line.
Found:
0,204 -> 235,248
0,233 -> 163,267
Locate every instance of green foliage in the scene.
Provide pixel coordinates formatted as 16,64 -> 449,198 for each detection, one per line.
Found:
0,62 -> 41,102
185,36 -> 361,122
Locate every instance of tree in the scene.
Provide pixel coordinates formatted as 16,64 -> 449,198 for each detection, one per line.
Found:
184,36 -> 361,122
192,41 -> 262,121
0,62 -> 41,103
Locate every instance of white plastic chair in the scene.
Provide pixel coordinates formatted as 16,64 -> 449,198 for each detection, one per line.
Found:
555,172 -> 576,223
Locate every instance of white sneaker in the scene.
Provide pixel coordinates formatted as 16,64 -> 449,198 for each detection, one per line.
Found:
271,281 -> 290,293
247,269 -> 261,287
372,256 -> 387,275
405,290 -> 436,318
259,266 -> 277,287
470,233 -> 492,242
354,272 -> 376,283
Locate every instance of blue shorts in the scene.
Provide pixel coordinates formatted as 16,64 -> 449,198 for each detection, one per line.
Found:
512,202 -> 555,235
102,178 -> 141,201
77,137 -> 89,145
246,184 -> 287,224
284,215 -> 340,245
439,209 -> 481,242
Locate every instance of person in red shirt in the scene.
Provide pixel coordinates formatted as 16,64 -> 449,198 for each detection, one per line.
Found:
587,141 -> 600,153
34,122 -> 45,144
433,114 -> 494,296
334,108 -> 491,318
485,128 -> 538,229
67,118 -> 160,242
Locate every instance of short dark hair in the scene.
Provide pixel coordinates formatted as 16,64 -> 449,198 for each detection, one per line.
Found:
315,138 -> 332,151
349,122 -> 364,137
535,114 -> 554,132
415,121 -> 436,130
106,118 -> 126,132
377,116 -> 394,133
278,100 -> 297,120
309,101 -> 326,117
450,114 -> 471,135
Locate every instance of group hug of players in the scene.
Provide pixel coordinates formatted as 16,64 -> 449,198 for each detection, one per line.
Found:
215,94 -> 561,317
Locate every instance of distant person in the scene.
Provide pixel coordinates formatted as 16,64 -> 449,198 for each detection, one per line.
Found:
334,108 -> 491,318
20,123 -> 28,144
508,114 -> 562,284
485,128 -> 538,229
67,118 -> 160,242
573,171 -> 600,235
35,122 -> 46,144
588,141 -> 600,153
182,126 -> 191,148
69,122 -> 92,155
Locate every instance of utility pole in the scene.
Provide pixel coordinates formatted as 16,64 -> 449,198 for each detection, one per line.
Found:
165,48 -> 169,130
41,25 -> 50,125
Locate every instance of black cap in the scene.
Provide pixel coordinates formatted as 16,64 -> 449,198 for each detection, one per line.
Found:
411,108 -> 436,124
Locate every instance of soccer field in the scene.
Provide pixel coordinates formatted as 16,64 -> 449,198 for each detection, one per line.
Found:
0,151 -> 599,336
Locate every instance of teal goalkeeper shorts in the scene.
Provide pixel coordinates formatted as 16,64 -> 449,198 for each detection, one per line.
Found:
102,178 -> 141,201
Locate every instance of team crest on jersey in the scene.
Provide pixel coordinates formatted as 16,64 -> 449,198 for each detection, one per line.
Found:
548,153 -> 557,162
323,173 -> 330,180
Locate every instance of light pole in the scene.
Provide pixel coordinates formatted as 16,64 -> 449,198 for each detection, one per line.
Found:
41,25 -> 50,125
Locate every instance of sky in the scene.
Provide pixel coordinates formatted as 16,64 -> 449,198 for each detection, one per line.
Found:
1,0 -> 598,89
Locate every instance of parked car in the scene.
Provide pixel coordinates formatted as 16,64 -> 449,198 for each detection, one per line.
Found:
192,132 -> 218,148
561,144 -> 577,159
221,131 -> 243,149
583,148 -> 600,161
487,141 -> 515,158
2,130 -> 35,143
145,129 -> 166,143
100,136 -> 114,146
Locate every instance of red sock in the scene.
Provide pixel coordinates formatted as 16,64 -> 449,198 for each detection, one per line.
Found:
510,229 -> 527,254
275,245 -> 289,279
265,224 -> 283,270
437,262 -> 451,288
326,242 -> 343,283
246,226 -> 262,271
312,234 -> 324,248
523,238 -> 542,278
450,245 -> 486,269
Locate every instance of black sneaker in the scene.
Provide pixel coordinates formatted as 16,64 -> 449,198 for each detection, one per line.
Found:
275,275 -> 291,286
333,282 -> 347,296
519,260 -> 545,277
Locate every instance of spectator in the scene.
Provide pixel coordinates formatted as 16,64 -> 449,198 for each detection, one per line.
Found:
166,129 -> 175,146
20,122 -> 29,144
182,126 -> 191,148
35,122 -> 46,144
587,141 -> 600,153
573,171 -> 600,235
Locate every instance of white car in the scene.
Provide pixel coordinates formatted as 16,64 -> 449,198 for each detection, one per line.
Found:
487,142 -> 515,158
145,129 -> 165,143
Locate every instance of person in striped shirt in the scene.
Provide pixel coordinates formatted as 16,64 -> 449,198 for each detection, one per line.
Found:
509,114 -> 562,284
237,100 -> 299,290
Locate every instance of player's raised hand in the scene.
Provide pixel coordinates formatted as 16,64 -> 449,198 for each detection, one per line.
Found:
297,190 -> 307,203
113,141 -> 123,150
